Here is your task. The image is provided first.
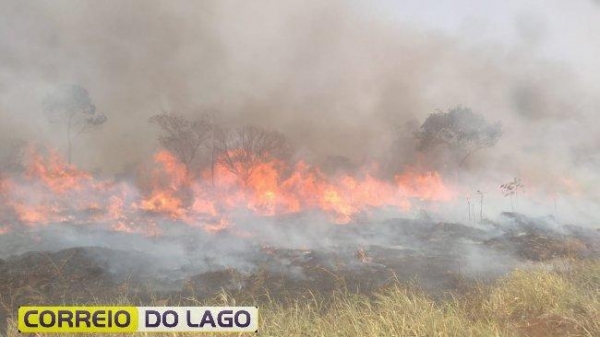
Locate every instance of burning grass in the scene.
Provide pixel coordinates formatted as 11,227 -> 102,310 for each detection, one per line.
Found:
1,258 -> 598,337
0,145 -> 455,236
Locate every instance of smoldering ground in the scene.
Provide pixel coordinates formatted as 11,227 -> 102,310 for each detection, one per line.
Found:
1,211 -> 598,294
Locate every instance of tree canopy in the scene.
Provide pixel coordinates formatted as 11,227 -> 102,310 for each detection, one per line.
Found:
415,106 -> 502,166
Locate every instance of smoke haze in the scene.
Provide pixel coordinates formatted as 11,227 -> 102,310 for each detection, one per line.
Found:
0,0 -> 599,220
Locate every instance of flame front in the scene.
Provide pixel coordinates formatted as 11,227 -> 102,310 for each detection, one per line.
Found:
0,146 -> 456,235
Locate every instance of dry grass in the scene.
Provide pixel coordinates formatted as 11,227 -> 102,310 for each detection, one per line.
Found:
2,259 -> 598,337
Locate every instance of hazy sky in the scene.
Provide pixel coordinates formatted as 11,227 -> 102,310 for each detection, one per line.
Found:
368,0 -> 600,84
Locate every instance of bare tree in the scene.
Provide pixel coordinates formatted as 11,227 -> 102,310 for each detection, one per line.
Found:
415,106 -> 502,167
217,126 -> 291,184
42,84 -> 107,164
149,112 -> 213,173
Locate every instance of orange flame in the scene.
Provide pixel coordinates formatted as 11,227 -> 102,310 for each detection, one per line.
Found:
0,145 -> 457,235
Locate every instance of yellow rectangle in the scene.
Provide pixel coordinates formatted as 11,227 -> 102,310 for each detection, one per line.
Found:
18,306 -> 138,333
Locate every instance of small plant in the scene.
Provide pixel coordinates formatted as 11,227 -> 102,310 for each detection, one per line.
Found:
500,177 -> 524,212
476,189 -> 484,221
466,197 -> 472,221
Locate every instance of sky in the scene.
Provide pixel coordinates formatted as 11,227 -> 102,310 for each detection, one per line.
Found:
368,0 -> 600,85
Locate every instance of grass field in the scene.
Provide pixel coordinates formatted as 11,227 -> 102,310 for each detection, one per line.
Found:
2,258 -> 598,337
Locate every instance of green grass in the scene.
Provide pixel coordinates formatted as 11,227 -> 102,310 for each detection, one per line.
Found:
2,259 -> 599,337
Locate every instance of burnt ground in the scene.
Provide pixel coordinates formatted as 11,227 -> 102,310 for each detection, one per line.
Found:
0,212 -> 598,334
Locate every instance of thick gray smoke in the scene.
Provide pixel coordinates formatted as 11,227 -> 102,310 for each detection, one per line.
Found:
0,2 -> 598,242
0,0 -> 598,170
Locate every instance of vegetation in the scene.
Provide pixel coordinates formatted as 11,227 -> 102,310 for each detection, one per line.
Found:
3,259 -> 598,337
217,125 -> 292,184
42,84 -> 107,164
149,111 -> 216,174
149,113 -> 291,184
416,106 -> 502,168
501,177 -> 525,212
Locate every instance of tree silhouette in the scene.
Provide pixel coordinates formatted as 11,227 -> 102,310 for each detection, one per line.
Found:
217,126 -> 291,184
416,106 -> 502,167
149,112 -> 214,173
42,84 -> 107,164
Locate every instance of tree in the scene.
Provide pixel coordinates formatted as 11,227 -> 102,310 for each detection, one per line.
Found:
42,84 -> 107,164
415,106 -> 502,167
217,126 -> 291,184
149,112 -> 213,173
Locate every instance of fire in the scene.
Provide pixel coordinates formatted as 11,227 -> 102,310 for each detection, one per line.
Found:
23,146 -> 93,193
0,145 -> 457,236
138,150 -> 190,218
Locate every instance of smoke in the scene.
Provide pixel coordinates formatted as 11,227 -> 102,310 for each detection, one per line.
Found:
0,0 -> 596,172
0,0 -> 599,274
